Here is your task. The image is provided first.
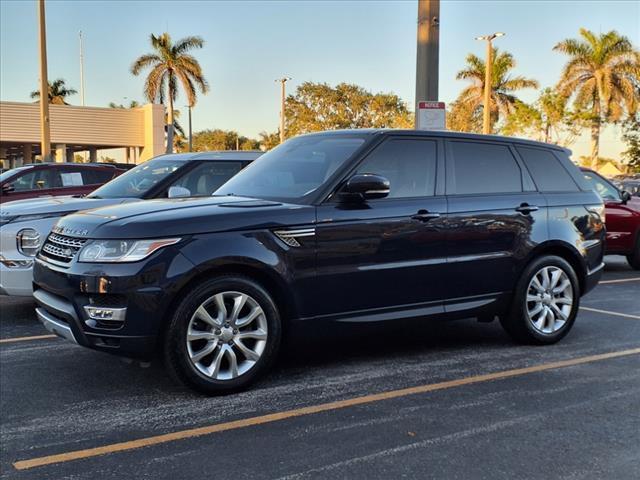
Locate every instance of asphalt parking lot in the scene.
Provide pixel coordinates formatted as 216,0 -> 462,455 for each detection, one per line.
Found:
1,256 -> 638,479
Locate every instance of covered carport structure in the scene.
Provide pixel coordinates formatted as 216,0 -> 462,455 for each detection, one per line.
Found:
0,101 -> 165,168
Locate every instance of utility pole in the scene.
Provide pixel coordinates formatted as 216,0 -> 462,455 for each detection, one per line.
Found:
275,77 -> 291,144
79,31 -> 85,106
37,0 -> 52,162
415,0 -> 440,126
79,30 -> 87,162
188,105 -> 193,152
475,32 -> 505,134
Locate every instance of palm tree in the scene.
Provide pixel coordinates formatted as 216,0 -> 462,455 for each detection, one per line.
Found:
30,78 -> 77,105
554,28 -> 640,167
453,48 -> 539,133
131,33 -> 209,153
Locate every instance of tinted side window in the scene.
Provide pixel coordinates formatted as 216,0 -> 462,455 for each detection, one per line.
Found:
81,168 -> 116,185
356,139 -> 436,198
517,147 -> 579,192
11,169 -> 59,191
450,141 -> 522,194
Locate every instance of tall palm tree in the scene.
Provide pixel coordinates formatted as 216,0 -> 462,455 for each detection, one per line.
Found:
453,48 -> 539,133
131,33 -> 209,153
30,78 -> 77,105
554,28 -> 640,167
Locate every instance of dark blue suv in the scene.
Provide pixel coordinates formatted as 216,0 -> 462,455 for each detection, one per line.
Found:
33,130 -> 605,393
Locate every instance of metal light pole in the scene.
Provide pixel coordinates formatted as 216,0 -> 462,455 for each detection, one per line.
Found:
475,32 -> 505,134
275,77 -> 291,144
37,0 -> 52,162
188,105 -> 193,152
415,0 -> 440,125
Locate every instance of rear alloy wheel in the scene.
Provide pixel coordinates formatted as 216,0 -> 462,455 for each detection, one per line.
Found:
165,276 -> 281,394
500,255 -> 579,344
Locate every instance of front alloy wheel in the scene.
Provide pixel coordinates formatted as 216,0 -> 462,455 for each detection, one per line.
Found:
186,291 -> 268,380
165,276 -> 281,394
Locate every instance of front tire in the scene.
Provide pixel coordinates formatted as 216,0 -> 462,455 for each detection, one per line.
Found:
626,236 -> 640,270
500,255 -> 579,345
164,275 -> 281,394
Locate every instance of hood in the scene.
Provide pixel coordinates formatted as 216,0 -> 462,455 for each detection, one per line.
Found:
0,195 -> 130,220
54,196 -> 315,239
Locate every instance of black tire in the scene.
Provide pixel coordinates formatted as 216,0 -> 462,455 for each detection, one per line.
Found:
500,255 -> 580,345
626,235 -> 640,270
164,275 -> 281,394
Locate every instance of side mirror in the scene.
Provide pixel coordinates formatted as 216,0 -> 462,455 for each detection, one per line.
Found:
339,174 -> 390,202
1,183 -> 14,194
168,186 -> 191,198
621,190 -> 632,204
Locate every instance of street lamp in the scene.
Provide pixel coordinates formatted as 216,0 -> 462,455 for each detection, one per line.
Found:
475,32 -> 505,134
275,77 -> 291,144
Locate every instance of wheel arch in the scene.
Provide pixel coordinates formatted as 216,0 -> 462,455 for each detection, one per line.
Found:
159,260 -> 297,343
523,241 -> 588,294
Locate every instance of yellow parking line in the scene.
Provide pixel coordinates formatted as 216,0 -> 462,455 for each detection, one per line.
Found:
0,334 -> 57,344
13,347 -> 640,471
581,306 -> 640,320
599,277 -> 640,284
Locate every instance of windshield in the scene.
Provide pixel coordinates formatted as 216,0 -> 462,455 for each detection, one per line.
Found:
88,158 -> 185,199
215,135 -> 367,201
0,166 -> 29,183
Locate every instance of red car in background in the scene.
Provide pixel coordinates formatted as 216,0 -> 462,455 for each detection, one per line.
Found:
0,162 -> 129,204
582,168 -> 640,269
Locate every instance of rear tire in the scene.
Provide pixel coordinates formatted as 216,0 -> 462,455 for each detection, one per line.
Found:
164,275 -> 281,394
500,255 -> 579,345
626,236 -> 640,270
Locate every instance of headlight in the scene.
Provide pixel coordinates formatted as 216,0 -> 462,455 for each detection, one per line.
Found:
16,229 -> 41,256
78,238 -> 180,263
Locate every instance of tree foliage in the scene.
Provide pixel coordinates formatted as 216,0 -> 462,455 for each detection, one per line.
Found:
131,33 -> 209,152
501,88 -> 584,146
191,129 -> 260,152
554,28 -> 640,165
451,48 -> 539,133
283,82 -> 413,138
622,114 -> 640,172
30,78 -> 77,105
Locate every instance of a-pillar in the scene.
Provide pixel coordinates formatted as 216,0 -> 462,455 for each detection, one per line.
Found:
89,148 -> 97,162
54,144 -> 67,163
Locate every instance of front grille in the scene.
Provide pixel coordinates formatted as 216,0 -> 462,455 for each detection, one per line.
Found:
40,233 -> 87,264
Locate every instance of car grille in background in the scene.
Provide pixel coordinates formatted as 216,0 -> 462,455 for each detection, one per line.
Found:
40,233 -> 87,264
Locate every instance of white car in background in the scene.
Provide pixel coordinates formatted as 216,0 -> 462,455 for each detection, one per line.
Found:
0,151 -> 260,296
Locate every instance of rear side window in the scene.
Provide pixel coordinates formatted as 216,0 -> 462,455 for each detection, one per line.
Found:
81,168 -> 117,185
517,147 -> 579,192
356,138 -> 437,198
449,141 -> 522,194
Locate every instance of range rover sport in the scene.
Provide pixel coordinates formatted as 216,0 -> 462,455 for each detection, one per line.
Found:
32,130 -> 605,394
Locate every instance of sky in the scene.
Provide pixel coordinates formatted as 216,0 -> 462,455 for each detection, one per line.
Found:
1,0 -> 638,160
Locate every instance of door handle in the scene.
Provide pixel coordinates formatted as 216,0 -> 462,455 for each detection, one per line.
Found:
411,209 -> 441,222
515,203 -> 539,214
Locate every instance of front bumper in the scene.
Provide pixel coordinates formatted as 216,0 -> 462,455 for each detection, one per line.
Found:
32,249 -> 196,359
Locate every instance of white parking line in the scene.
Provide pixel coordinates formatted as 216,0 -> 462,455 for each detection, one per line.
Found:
0,334 -> 57,344
580,306 -> 640,320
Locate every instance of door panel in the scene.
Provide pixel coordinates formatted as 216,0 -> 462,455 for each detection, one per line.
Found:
314,197 -> 448,317
311,136 -> 447,318
446,192 -> 547,299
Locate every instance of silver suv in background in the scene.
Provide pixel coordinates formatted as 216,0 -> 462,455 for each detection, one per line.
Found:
0,151 -> 260,296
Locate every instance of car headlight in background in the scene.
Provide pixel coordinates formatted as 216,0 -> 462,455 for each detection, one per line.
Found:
16,229 -> 41,256
78,238 -> 181,263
